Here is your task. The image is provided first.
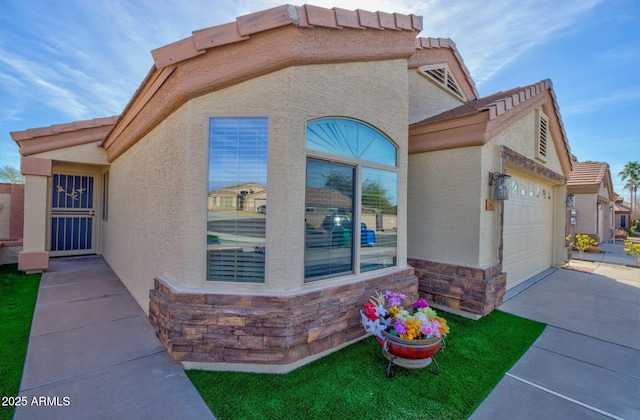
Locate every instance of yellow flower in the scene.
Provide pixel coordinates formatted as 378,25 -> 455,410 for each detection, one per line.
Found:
400,318 -> 421,340
388,306 -> 399,317
436,316 -> 450,335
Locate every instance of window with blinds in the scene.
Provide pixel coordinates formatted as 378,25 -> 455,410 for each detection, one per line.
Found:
207,117 -> 268,282
305,118 -> 398,282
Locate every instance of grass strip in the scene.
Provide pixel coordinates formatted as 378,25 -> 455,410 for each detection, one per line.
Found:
0,264 -> 41,420
188,310 -> 545,419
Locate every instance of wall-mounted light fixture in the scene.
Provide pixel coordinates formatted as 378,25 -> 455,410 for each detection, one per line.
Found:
597,202 -> 603,210
490,172 -> 511,200
566,194 -> 575,207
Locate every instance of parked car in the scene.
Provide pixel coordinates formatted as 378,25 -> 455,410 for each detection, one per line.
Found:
322,214 -> 352,231
257,205 -> 266,214
361,223 -> 376,246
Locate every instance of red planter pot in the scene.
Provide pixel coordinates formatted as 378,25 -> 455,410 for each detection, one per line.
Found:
376,330 -> 441,360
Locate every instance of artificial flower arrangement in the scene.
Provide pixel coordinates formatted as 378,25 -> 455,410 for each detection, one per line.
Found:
360,290 -> 450,340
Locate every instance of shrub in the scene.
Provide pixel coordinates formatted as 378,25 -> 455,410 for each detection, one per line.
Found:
566,234 -> 598,260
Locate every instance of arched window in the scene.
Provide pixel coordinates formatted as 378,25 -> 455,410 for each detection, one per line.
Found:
305,118 -> 398,281
306,118 -> 397,166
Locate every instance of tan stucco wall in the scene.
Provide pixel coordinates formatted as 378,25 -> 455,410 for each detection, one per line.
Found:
22,175 -> 48,252
408,146 -> 484,267
408,108 -> 569,270
103,59 -> 410,310
408,70 -> 465,125
33,142 -> 109,166
571,194 -> 597,236
0,193 -> 10,238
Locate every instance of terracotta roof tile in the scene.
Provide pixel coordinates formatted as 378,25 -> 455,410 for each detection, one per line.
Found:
151,4 -> 422,69
567,161 -> 609,186
11,116 -> 119,141
413,37 -> 478,98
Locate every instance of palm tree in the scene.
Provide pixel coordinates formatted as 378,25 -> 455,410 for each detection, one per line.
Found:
0,165 -> 25,184
620,161 -> 640,212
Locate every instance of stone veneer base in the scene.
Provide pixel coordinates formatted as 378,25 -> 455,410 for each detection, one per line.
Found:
408,258 -> 506,316
148,267 -> 418,370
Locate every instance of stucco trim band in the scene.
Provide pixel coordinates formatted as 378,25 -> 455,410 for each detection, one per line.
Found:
18,251 -> 49,272
21,157 -> 52,177
149,267 -> 418,370
409,258 -> 506,316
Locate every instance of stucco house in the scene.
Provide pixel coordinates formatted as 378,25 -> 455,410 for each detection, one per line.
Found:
614,196 -> 632,232
567,160 -> 615,243
11,4 -> 573,372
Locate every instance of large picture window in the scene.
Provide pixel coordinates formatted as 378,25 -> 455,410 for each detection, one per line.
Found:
207,117 -> 267,282
305,118 -> 398,281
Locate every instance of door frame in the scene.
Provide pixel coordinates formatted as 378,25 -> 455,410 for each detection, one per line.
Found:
47,166 -> 103,257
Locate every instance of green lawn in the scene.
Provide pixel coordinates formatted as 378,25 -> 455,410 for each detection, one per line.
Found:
0,264 -> 41,420
188,310 -> 545,420
0,263 -> 545,420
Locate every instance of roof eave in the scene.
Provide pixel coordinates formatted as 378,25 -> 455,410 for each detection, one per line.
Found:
103,5 -> 422,162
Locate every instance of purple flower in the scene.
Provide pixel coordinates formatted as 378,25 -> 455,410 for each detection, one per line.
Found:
393,320 -> 407,334
413,299 -> 429,309
384,291 -> 407,306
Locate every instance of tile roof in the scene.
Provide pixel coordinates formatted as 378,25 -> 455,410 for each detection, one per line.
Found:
567,161 -> 610,186
408,79 -> 574,177
415,80 -> 556,124
412,37 -> 478,99
10,116 -> 119,156
151,4 -> 423,68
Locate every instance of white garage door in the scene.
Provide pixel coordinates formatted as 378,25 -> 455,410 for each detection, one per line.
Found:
503,172 -> 554,289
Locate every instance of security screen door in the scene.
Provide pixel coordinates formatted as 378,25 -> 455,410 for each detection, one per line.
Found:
50,173 -> 96,255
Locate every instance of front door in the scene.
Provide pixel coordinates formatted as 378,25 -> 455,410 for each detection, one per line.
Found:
50,173 -> 96,256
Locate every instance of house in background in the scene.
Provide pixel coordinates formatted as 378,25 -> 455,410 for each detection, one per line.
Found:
566,160 -> 615,243
613,194 -> 636,241
11,4 -> 574,372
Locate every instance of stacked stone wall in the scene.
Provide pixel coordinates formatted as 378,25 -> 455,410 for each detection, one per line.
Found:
408,258 -> 506,316
149,267 -> 417,365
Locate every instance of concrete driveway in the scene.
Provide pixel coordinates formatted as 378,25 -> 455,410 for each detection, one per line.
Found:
471,259 -> 640,419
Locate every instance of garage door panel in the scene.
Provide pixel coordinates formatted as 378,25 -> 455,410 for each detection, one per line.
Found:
503,173 -> 554,289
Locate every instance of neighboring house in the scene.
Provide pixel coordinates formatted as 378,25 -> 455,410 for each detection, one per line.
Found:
208,182 -> 267,213
10,4 -> 573,372
614,197 -> 631,230
567,161 -> 615,243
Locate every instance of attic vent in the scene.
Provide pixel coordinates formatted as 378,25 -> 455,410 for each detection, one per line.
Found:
418,64 -> 465,101
536,109 -> 549,162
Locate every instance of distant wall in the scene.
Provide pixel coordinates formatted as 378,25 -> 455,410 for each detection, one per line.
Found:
0,183 -> 25,264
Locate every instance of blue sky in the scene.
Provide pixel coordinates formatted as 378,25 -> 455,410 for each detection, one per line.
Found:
1,0 -> 638,201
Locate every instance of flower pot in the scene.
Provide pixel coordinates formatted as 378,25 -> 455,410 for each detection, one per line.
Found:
376,330 -> 441,360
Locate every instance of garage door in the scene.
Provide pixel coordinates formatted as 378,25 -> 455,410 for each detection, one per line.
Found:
503,172 -> 554,289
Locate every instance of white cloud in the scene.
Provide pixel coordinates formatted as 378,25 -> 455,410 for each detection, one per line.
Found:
563,90 -> 640,115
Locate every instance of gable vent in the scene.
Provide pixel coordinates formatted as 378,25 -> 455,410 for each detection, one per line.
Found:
536,109 -> 549,162
418,64 -> 465,101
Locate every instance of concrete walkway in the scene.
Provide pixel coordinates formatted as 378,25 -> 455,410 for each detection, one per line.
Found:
571,241 -> 639,267
471,259 -> 640,419
14,256 -> 214,420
